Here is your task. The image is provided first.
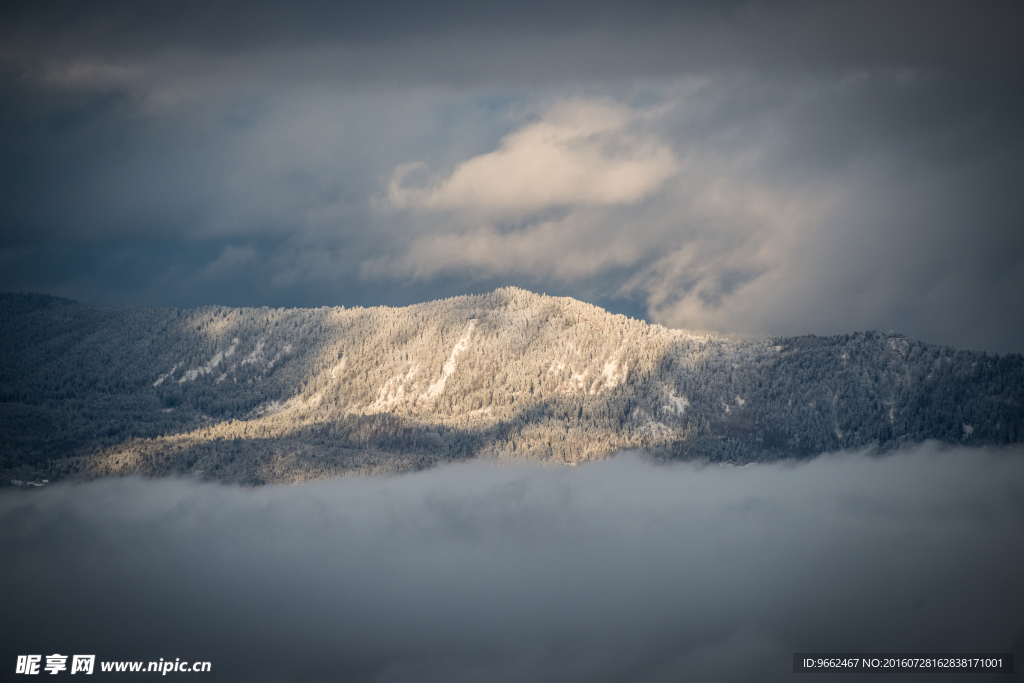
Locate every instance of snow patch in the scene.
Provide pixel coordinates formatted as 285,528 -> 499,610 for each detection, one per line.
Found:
601,359 -> 620,383
370,364 -> 421,412
547,360 -> 565,376
558,369 -> 588,394
591,345 -> 628,394
641,421 -> 674,438
241,341 -> 265,366
664,391 -> 689,415
179,350 -> 224,384
423,320 -> 477,401
153,363 -> 179,387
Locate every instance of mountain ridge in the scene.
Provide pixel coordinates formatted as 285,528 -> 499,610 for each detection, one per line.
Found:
2,288 -> 1021,485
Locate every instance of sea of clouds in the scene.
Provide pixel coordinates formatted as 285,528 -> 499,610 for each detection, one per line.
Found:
3,443 -> 1023,682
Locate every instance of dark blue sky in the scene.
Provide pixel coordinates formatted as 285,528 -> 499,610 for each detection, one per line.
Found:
1,0 -> 1022,351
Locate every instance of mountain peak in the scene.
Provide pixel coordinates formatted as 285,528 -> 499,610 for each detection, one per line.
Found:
1,291 -> 1021,485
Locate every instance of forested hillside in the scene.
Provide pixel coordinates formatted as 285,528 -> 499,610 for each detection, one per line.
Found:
2,289 -> 1021,485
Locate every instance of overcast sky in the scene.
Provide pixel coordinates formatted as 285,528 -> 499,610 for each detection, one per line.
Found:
1,1 -> 1022,352
3,446 -> 1023,682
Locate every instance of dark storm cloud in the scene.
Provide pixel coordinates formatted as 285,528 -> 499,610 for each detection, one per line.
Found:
2,1 -> 1021,73
2,445 -> 1023,682
1,1 -> 1023,351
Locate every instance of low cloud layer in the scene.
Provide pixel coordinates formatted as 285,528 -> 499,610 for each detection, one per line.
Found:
3,444 -> 1023,682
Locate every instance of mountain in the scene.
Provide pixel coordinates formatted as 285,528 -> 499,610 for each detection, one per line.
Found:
2,288 -> 1021,485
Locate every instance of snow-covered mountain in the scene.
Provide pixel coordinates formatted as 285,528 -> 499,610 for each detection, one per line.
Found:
2,288 -> 1021,484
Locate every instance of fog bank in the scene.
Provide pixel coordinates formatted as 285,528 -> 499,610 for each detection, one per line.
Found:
3,443 -> 1023,682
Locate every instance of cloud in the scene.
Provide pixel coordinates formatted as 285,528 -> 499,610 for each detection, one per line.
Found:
387,99 -> 677,214
372,90 -> 839,312
3,2 -> 1021,83
617,186 -> 845,333
0,3 -> 1022,351
362,72 -> 1024,351
37,59 -> 144,91
362,212 -> 648,281
2,444 -> 1023,682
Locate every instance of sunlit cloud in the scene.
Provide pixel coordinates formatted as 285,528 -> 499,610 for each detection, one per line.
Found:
387,99 -> 677,214
371,92 -> 842,336
362,213 -> 648,281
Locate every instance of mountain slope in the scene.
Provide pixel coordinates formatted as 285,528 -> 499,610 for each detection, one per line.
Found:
2,288 -> 1021,484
